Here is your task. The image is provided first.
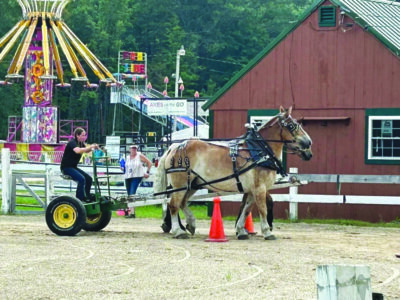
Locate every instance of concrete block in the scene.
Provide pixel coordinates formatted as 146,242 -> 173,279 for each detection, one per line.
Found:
316,264 -> 372,300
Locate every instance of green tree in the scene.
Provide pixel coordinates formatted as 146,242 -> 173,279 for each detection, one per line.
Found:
0,0 -> 314,139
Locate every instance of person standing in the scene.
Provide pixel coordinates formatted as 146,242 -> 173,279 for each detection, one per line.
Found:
60,127 -> 99,202
124,145 -> 152,217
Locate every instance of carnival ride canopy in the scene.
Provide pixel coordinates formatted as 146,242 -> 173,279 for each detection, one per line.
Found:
0,0 -> 116,85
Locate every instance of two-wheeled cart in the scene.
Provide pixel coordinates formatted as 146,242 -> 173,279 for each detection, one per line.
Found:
45,153 -> 134,236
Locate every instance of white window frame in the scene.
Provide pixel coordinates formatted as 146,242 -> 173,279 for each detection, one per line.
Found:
250,116 -> 273,129
367,115 -> 400,161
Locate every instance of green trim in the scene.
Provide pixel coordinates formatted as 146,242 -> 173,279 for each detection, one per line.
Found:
247,109 -> 279,119
208,110 -> 214,139
365,108 -> 400,165
203,0 -> 400,111
247,109 -> 287,171
319,6 -> 336,27
365,108 -> 400,116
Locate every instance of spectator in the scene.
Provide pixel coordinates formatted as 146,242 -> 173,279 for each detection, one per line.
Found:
124,145 -> 152,217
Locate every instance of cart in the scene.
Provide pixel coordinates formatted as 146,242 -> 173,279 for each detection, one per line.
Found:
45,152 -> 129,236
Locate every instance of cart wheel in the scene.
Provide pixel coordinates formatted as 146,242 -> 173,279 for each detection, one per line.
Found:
82,210 -> 112,232
45,196 -> 86,236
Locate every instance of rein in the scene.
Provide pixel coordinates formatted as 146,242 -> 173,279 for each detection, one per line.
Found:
154,156 -> 267,196
155,112 -> 305,197
159,137 -> 295,145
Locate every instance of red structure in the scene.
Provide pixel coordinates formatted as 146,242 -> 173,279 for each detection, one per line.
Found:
203,0 -> 400,222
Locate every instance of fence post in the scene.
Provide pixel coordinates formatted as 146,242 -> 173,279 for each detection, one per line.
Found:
289,167 -> 298,220
1,148 -> 11,214
45,164 -> 51,206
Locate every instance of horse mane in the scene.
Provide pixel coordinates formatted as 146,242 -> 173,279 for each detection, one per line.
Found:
257,113 -> 283,132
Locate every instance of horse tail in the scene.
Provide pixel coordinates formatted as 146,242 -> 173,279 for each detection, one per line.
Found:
154,151 -> 168,194
154,143 -> 179,194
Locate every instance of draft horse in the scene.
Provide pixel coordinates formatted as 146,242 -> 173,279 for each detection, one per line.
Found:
154,106 -> 312,239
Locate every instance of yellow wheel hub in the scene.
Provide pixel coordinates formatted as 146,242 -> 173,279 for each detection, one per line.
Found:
86,213 -> 102,224
53,204 -> 77,228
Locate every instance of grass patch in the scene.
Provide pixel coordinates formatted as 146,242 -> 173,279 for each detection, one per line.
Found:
127,204 -> 209,220
2,196 -> 400,228
284,218 -> 400,228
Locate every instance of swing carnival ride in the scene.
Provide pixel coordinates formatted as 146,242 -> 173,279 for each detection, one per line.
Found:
1,0 -> 116,86
0,0 -> 118,144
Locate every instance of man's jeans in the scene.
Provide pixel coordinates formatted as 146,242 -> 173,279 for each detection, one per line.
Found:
62,167 -> 93,201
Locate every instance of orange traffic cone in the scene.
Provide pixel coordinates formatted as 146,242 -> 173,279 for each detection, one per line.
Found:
245,212 -> 256,235
205,197 -> 228,242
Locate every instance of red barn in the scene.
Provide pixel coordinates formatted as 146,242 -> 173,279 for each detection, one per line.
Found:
202,0 -> 400,222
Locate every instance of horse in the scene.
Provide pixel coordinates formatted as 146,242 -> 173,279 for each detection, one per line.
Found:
154,106 -> 312,239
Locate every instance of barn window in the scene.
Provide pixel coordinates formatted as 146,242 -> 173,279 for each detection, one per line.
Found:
248,109 -> 286,174
319,6 -> 336,27
366,114 -> 400,163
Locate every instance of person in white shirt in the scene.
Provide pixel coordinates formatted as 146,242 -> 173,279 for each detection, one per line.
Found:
124,145 -> 152,217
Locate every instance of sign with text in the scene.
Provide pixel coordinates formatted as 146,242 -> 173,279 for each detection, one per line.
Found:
106,136 -> 121,159
147,99 -> 187,116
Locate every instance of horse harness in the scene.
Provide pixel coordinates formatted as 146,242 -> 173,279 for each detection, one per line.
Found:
154,125 -> 289,196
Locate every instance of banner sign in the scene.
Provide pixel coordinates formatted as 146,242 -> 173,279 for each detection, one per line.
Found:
147,99 -> 187,116
106,136 -> 121,159
187,100 -> 209,116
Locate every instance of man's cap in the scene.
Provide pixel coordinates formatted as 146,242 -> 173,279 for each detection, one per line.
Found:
130,145 -> 138,148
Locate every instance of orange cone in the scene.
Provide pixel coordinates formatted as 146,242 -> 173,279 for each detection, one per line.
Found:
245,212 -> 257,235
205,197 -> 228,242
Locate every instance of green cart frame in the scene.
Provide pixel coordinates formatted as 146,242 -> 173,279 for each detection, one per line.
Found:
45,152 -> 127,236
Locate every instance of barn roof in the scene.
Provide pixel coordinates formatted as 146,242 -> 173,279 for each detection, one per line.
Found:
202,0 -> 400,110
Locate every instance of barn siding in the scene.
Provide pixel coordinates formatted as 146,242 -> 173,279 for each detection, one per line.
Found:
212,4 -> 400,115
210,1 -> 400,220
212,110 -> 248,138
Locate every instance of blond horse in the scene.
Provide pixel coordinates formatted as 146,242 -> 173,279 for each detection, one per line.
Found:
154,106 -> 312,239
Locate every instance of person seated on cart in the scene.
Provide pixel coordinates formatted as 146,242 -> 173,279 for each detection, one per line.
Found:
60,127 -> 100,202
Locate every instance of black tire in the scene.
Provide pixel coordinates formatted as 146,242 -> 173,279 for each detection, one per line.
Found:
82,210 -> 112,232
45,196 -> 86,236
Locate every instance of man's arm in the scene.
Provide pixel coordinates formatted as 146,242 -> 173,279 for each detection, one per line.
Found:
73,144 -> 99,154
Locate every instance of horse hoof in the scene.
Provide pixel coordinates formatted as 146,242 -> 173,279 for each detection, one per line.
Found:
174,232 -> 189,239
186,224 -> 196,235
237,234 -> 249,240
161,223 -> 171,233
264,235 -> 277,240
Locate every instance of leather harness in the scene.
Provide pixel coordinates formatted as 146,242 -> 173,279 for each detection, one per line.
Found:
154,124 -> 289,196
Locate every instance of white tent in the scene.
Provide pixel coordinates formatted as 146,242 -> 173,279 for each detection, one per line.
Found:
169,125 -> 209,141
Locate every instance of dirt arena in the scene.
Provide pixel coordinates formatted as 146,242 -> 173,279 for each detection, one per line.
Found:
0,215 -> 399,299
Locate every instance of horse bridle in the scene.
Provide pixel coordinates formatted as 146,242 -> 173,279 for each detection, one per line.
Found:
264,114 -> 306,155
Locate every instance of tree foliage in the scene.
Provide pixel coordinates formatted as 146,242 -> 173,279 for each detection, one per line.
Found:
0,0 -> 312,140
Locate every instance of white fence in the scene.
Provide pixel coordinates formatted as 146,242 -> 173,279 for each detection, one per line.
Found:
0,148 -> 128,214
2,148 -> 400,219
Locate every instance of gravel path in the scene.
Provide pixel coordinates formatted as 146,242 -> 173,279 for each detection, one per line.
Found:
0,215 -> 399,299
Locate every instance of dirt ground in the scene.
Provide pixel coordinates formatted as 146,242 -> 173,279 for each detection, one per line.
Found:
0,215 -> 399,300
